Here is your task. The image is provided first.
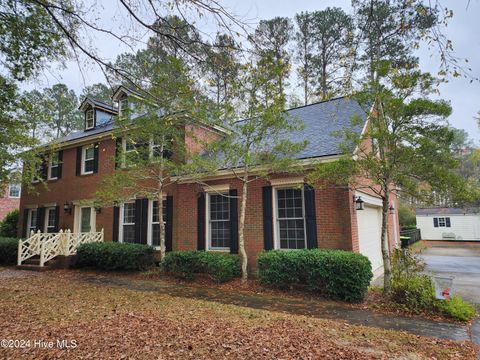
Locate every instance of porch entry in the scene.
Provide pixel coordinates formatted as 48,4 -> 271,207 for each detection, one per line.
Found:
75,206 -> 96,233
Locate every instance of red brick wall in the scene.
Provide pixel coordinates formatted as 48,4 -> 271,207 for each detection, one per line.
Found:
0,186 -> 20,221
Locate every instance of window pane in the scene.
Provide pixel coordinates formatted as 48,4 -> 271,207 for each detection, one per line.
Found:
276,188 -> 306,249
29,209 -> 37,232
9,184 -> 20,197
85,147 -> 94,160
152,200 -> 167,224
47,208 -> 56,229
209,193 -> 230,249
84,159 -> 94,173
123,225 -> 135,243
50,166 -> 59,179
123,203 -> 135,224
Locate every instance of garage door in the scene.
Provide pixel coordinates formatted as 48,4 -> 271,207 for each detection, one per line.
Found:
357,205 -> 383,272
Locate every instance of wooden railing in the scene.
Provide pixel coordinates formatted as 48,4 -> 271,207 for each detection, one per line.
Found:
18,229 -> 104,266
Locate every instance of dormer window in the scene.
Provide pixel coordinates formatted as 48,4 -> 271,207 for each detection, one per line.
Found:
85,109 -> 95,129
119,98 -> 128,117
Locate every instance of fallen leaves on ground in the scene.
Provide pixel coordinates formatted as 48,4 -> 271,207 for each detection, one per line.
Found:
0,268 -> 476,359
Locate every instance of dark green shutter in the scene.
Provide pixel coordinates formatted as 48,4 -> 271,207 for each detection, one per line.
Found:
165,196 -> 173,252
433,218 -> 438,227
446,217 -> 451,227
57,150 -> 63,179
22,209 -> 29,237
140,198 -> 148,244
134,199 -> 142,244
75,146 -> 82,176
262,186 -> 273,250
304,184 -> 318,249
113,206 -> 120,242
229,189 -> 238,254
53,206 -> 60,232
197,193 -> 205,250
93,143 -> 99,173
36,207 -> 45,232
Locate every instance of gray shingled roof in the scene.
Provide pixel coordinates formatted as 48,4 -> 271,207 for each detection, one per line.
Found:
52,96 -> 368,157
282,97 -> 367,159
416,208 -> 480,215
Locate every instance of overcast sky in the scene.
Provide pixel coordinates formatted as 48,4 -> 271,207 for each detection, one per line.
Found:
26,0 -> 480,143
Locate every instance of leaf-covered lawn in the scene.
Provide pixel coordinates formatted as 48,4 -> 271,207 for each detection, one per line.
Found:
0,268 -> 476,359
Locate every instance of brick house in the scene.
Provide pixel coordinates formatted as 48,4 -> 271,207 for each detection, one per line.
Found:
18,88 -> 399,274
0,183 -> 21,221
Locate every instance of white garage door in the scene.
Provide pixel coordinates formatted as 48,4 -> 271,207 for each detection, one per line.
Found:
357,205 -> 383,273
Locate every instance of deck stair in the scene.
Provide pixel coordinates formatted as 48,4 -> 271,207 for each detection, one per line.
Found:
17,229 -> 103,271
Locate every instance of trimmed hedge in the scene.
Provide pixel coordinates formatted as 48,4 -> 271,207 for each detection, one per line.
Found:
76,242 -> 154,271
257,249 -> 373,302
0,237 -> 19,265
162,251 -> 240,283
0,210 -> 19,237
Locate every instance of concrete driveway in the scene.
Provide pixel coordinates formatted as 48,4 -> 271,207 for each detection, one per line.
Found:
421,243 -> 480,304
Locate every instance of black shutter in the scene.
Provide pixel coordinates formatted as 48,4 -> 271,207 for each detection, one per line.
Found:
165,196 -> 173,252
304,184 -> 318,249
112,206 -> 120,242
140,198 -> 148,245
53,206 -> 60,232
134,199 -> 142,244
41,158 -> 48,180
36,207 -> 45,232
262,186 -> 274,250
57,150 -> 63,179
93,143 -> 99,173
23,209 -> 29,237
433,218 -> 438,227
115,138 -> 122,169
197,193 -> 205,250
446,217 -> 451,227
75,146 -> 82,176
229,189 -> 238,254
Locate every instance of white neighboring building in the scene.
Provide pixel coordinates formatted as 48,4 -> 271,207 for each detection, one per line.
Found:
416,208 -> 480,241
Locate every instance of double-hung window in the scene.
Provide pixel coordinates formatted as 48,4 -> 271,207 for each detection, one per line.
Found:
82,146 -> 95,174
119,98 -> 128,117
85,109 -> 94,129
28,209 -> 38,234
48,152 -> 60,180
274,188 -> 306,250
121,138 -> 136,167
45,207 -> 56,233
8,184 -> 20,198
434,217 -> 451,228
150,199 -> 167,247
207,193 -> 230,250
121,202 -> 136,243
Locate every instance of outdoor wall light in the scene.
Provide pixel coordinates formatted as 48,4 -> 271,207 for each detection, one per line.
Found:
95,206 -> 102,214
63,201 -> 73,214
389,204 -> 395,214
354,196 -> 365,211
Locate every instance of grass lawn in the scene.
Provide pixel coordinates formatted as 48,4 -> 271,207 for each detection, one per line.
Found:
0,268 -> 476,359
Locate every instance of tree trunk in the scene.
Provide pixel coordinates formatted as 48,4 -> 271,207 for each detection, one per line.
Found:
158,190 -> 166,261
381,191 -> 392,292
238,179 -> 249,282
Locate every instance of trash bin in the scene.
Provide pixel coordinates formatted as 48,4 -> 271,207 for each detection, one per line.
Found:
400,236 -> 410,249
433,276 -> 454,300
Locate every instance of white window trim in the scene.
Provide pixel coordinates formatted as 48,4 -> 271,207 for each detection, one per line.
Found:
44,207 -> 56,233
121,138 -> 136,168
119,201 -> 135,243
8,184 -> 21,198
205,191 -> 230,252
272,185 -> 307,250
85,109 -> 95,130
27,209 -> 38,235
119,98 -> 128,117
147,197 -> 167,249
81,146 -> 95,175
48,153 -> 59,180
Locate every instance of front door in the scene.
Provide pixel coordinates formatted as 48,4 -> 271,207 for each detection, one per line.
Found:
77,206 -> 96,233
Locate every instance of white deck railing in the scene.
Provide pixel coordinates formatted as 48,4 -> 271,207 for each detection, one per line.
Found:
18,229 -> 104,266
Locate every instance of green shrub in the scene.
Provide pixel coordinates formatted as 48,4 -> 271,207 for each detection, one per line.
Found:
76,242 -> 154,271
0,237 -> 19,265
162,251 -> 240,283
257,249 -> 373,303
390,273 -> 436,313
0,210 -> 19,238
436,295 -> 476,322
